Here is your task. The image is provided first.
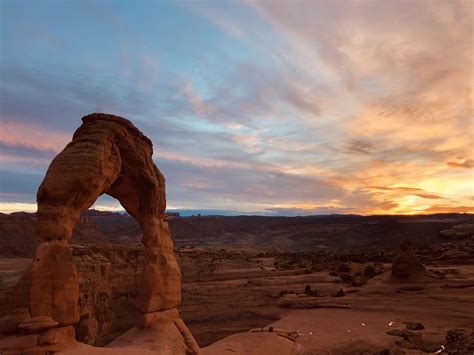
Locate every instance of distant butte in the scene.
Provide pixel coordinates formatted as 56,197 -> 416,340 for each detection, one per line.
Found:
391,238 -> 427,282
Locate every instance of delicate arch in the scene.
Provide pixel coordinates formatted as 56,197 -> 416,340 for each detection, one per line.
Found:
12,113 -> 181,325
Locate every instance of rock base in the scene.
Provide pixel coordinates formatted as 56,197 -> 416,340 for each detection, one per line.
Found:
0,325 -> 75,354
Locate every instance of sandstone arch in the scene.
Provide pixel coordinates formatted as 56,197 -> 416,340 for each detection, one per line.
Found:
2,113 -> 199,353
34,113 -> 180,318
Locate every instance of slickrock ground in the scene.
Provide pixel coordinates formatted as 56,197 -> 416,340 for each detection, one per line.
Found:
202,264 -> 474,354
1,235 -> 473,353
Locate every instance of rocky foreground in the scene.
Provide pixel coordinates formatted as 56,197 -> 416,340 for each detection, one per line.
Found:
1,223 -> 473,353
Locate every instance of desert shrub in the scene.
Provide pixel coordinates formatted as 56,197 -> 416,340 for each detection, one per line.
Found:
364,264 -> 377,278
374,262 -> 385,273
275,260 -> 291,270
351,274 -> 367,287
304,284 -> 319,297
337,262 -> 351,273
340,273 -> 353,283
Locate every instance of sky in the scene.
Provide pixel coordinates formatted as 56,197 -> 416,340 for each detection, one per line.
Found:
0,0 -> 472,216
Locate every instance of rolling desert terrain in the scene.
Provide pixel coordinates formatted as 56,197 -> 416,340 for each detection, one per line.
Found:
1,211 -> 473,354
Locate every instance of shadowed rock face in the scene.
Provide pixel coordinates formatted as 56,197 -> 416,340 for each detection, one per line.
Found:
391,239 -> 426,281
2,113 -> 199,354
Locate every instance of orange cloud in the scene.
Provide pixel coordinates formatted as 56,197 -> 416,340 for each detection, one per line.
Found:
248,0 -> 473,214
447,159 -> 474,169
424,205 -> 474,214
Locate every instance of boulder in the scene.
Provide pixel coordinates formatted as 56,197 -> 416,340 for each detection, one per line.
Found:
18,316 -> 58,333
77,316 -> 99,345
38,326 -> 75,346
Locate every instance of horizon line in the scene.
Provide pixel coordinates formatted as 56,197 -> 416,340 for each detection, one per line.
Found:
2,208 -> 472,218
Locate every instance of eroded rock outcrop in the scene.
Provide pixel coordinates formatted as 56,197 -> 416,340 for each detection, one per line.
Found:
391,239 -> 426,282
0,113 -> 200,354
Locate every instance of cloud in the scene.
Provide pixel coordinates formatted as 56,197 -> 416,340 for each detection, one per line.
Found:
184,1 -> 247,39
0,170 -> 44,197
0,121 -> 71,153
250,0 -> 472,154
182,80 -> 215,117
369,186 -> 422,192
447,159 -> 474,169
414,193 -> 445,200
368,186 -> 444,200
424,205 -> 474,214
158,157 -> 344,210
347,139 -> 375,155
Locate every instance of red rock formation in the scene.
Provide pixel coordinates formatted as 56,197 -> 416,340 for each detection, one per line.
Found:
391,239 -> 426,281
0,113 -> 199,354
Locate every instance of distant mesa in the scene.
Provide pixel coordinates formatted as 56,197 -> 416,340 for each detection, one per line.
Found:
0,113 -> 201,354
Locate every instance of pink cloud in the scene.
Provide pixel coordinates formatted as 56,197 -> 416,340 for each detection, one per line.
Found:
182,81 -> 215,117
0,120 -> 71,152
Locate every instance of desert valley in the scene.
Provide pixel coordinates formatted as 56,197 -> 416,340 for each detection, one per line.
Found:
1,208 -> 473,354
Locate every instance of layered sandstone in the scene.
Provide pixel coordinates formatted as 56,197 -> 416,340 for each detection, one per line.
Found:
0,113 -> 200,354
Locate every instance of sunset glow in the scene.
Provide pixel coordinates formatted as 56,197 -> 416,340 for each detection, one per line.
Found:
0,0 -> 472,215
